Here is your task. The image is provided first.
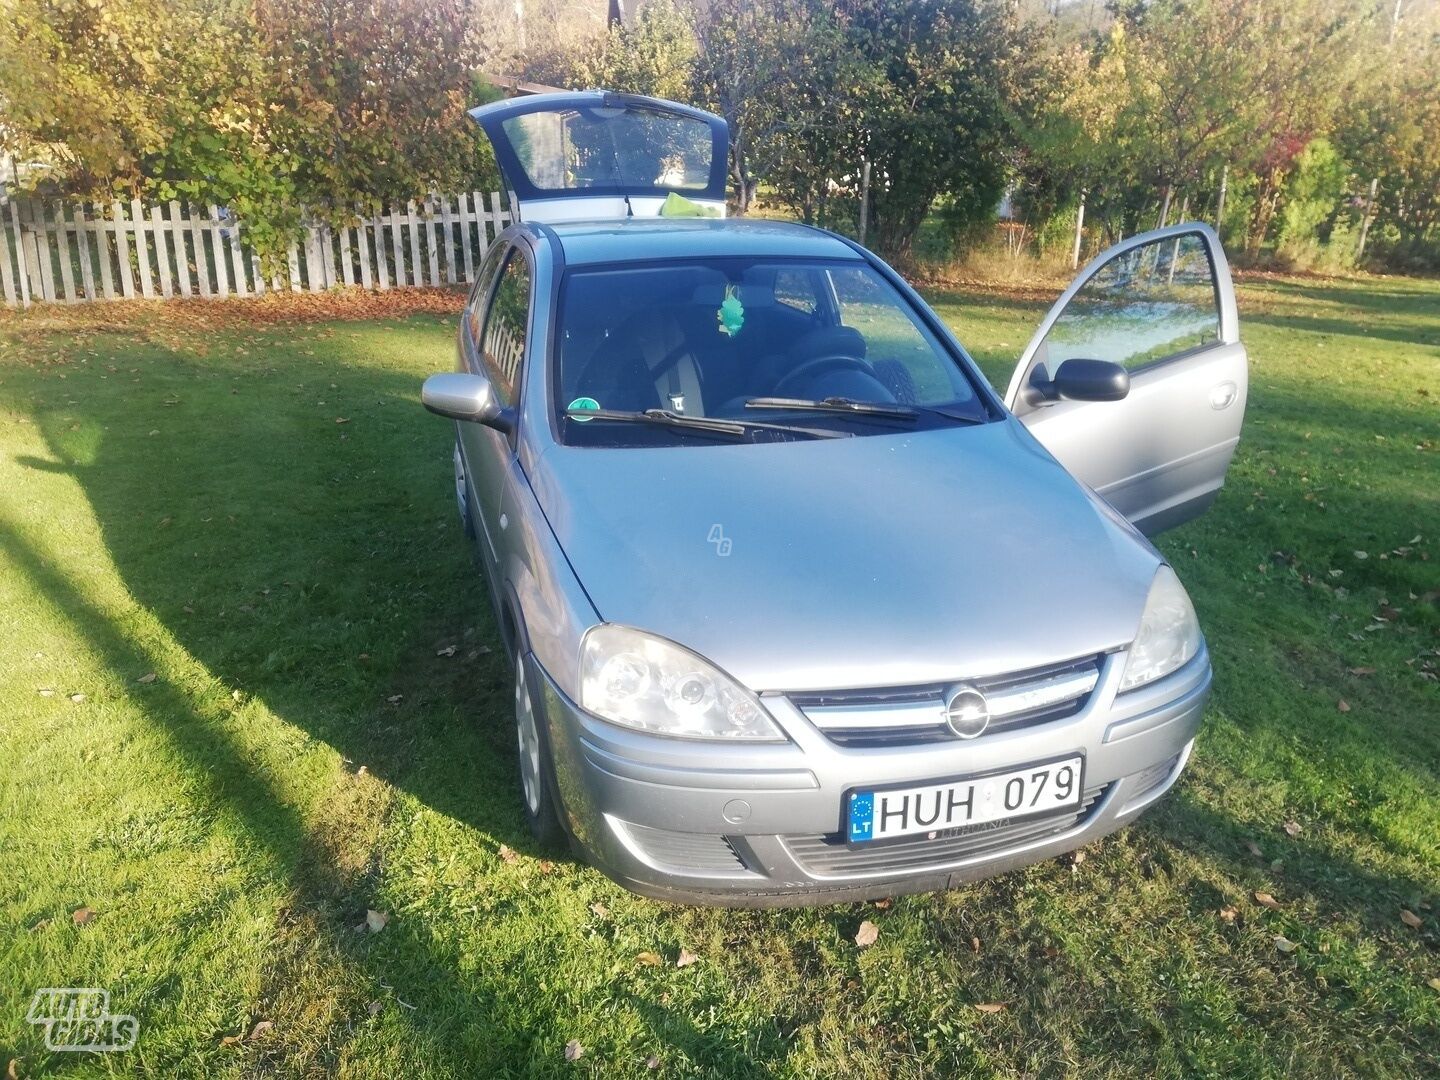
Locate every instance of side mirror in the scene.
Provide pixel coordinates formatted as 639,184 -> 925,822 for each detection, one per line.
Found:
421,372 -> 513,432
1024,358 -> 1130,406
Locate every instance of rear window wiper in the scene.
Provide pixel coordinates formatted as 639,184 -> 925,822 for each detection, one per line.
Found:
564,407 -> 851,440
745,396 -> 984,426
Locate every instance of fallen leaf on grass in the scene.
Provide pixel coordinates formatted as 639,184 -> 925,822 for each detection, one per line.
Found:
335,417 -> 350,424
1072,849 -> 1087,865
37,688 -> 55,697
72,906 -> 95,925
635,951 -> 663,967
564,1039 -> 584,1062
973,1002 -> 1007,1014
436,645 -> 457,657
588,902 -> 609,919
386,694 -> 403,704
7,1058 -> 19,1080
365,909 -> 389,934
1347,666 -> 1376,676
1219,905 -> 1239,923
1254,891 -> 1282,910
219,1035 -> 243,1047
137,672 -> 157,684
367,1000 -> 383,1017
1337,699 -> 1351,713
247,1020 -> 274,1041
854,920 -> 879,948
970,936 -> 981,954
1400,909 -> 1422,929
1245,841 -> 1264,858
676,948 -> 698,969
1283,820 -> 1302,837
1427,978 -> 1440,993
69,693 -> 86,703
498,844 -> 518,864
645,1054 -> 661,1069
1274,935 -> 1299,954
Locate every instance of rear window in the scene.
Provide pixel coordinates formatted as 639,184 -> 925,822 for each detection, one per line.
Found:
501,107 -> 713,194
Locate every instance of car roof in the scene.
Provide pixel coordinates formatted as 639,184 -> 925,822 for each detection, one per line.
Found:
531,217 -> 866,267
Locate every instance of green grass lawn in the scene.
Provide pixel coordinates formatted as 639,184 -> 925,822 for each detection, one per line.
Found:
1,274 -> 1436,1078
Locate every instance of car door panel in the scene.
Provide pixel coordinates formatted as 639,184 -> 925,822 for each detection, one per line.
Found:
1005,223 -> 1247,535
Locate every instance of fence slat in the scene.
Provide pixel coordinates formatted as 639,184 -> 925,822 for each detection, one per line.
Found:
131,198 -> 154,298
73,204 -> 96,301
422,198 -> 440,286
8,201 -> 31,306
388,204 -> 404,290
356,210 -> 373,290
28,202 -> 58,302
458,192 -> 475,283
53,203 -> 78,303
322,222 -> 338,290
149,204 -> 173,298
188,202 -> 211,298
337,222 -> 354,287
114,201 -> 136,298
168,201 -> 193,297
0,207 -> 17,306
208,206 -> 231,296
94,205 -> 115,300
287,241 -> 301,291
404,200 -> 422,287
438,196 -> 456,286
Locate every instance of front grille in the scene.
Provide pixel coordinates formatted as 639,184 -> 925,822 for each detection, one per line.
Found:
783,785 -> 1108,877
791,654 -> 1104,748
619,822 -> 748,873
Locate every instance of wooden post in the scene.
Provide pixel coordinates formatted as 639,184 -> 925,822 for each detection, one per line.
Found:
115,200 -> 137,298
406,200 -> 423,287
389,202 -> 405,288
30,201 -> 58,302
858,161 -> 871,246
1071,188 -> 1087,270
0,204 -> 17,306
73,203 -> 96,300
1215,164 -> 1229,232
189,201 -> 211,297
149,203 -> 173,298
1357,177 -> 1379,261
54,203 -> 78,302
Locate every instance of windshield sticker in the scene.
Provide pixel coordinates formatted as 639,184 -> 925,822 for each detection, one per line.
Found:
716,285 -> 745,338
567,396 -> 601,421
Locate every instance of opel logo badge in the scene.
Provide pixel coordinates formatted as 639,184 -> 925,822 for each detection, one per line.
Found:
944,685 -> 990,739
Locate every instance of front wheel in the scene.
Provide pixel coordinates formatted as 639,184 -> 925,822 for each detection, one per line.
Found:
514,651 -> 564,847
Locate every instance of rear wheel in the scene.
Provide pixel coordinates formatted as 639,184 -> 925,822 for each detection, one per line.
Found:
514,651 -> 563,847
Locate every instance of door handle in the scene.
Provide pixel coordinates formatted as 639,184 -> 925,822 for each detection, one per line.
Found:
1209,381 -> 1238,410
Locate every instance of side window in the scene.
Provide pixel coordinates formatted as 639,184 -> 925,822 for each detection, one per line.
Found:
773,269 -> 820,315
481,250 -> 532,405
1038,233 -> 1221,374
466,243 -> 507,347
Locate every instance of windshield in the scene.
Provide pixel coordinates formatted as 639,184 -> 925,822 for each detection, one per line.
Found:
554,259 -> 986,446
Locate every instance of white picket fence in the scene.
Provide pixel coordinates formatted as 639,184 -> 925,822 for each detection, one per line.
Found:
0,191 -> 517,307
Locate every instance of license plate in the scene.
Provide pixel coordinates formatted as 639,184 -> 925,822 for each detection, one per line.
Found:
846,756 -> 1084,844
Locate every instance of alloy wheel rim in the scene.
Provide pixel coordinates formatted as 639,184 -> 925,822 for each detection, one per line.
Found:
515,662 -> 542,814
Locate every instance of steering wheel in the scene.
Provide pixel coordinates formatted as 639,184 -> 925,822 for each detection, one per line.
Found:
772,353 -> 874,398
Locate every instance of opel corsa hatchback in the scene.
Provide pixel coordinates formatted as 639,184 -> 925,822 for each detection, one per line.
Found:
422,92 -> 1248,906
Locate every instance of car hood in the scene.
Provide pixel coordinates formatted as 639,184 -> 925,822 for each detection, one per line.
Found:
529,420 -> 1160,692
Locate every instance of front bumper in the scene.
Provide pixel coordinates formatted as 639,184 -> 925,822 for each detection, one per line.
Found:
531,647 -> 1210,907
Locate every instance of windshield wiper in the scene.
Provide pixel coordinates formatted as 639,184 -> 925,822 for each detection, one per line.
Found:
745,396 -> 984,426
565,407 -> 850,440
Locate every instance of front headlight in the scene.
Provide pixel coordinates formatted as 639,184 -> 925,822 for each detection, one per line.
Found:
1119,566 -> 1202,692
579,625 -> 785,741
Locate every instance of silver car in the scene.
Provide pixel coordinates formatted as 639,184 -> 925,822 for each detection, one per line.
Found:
422,92 -> 1248,906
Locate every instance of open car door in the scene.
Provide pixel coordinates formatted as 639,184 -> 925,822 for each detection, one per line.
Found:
470,91 -> 730,223
1003,223 -> 1248,535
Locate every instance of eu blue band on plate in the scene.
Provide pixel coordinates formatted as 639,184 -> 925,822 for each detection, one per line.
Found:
848,792 -> 875,843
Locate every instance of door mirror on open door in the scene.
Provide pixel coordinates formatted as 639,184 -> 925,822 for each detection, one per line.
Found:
1024,358 -> 1130,406
422,372 -> 512,432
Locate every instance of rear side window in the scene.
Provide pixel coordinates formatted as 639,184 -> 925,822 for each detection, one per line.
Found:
482,251 -> 531,405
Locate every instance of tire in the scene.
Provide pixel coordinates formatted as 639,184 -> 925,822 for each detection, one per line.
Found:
454,439 -> 476,540
513,650 -> 564,848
